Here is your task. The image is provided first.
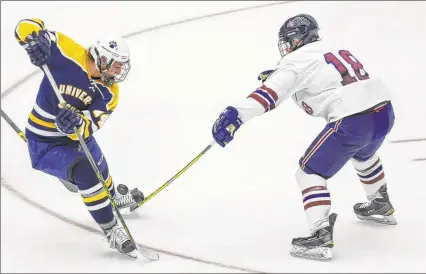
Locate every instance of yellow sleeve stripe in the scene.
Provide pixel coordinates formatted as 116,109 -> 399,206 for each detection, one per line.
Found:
15,19 -> 45,43
68,115 -> 91,140
29,113 -> 56,129
82,116 -> 91,137
55,32 -> 89,73
82,176 -> 113,203
106,84 -> 119,111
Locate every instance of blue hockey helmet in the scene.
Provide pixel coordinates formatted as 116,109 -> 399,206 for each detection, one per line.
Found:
278,14 -> 320,57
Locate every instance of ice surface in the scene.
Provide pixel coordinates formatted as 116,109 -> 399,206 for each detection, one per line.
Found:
1,1 -> 426,272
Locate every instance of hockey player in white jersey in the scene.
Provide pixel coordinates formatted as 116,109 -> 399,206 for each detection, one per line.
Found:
211,14 -> 396,261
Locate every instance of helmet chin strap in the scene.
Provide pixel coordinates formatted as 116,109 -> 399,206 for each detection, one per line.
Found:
291,38 -> 303,50
93,47 -> 115,85
99,72 -> 115,86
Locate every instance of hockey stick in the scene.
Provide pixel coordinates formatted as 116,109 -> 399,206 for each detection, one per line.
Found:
40,64 -> 159,261
132,140 -> 216,211
0,108 -> 28,143
1,104 -> 216,213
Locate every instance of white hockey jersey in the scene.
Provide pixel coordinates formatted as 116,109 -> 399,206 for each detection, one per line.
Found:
234,40 -> 392,123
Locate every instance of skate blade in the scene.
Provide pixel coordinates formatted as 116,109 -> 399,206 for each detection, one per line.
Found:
136,246 -> 160,261
117,202 -> 140,215
115,245 -> 159,261
290,245 -> 332,261
130,204 -> 140,212
356,214 -> 397,225
115,206 -> 131,215
122,249 -> 138,259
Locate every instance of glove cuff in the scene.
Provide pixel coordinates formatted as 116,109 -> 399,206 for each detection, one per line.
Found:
55,122 -> 73,136
225,106 -> 243,125
55,114 -> 83,136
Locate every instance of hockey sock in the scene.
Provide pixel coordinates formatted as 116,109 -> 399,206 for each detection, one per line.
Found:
352,154 -> 386,200
296,168 -> 331,233
72,158 -> 117,229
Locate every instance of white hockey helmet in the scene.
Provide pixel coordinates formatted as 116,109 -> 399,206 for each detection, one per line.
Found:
88,36 -> 131,86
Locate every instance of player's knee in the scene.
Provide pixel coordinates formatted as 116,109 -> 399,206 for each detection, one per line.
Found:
295,167 -> 327,190
69,157 -> 109,189
70,157 -> 95,188
352,153 -> 379,167
68,157 -> 114,194
299,164 -> 328,179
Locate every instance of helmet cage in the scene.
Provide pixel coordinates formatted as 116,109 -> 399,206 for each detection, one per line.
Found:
278,14 -> 320,57
93,47 -> 131,86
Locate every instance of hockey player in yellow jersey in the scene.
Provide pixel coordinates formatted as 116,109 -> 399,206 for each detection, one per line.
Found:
16,18 -> 144,258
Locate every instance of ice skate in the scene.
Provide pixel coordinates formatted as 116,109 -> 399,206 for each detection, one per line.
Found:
114,184 -> 145,214
354,184 -> 396,225
103,221 -> 137,258
290,213 -> 337,261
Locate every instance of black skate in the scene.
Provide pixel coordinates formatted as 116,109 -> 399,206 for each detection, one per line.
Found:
290,213 -> 337,261
354,184 -> 396,225
103,221 -> 137,258
114,184 -> 145,214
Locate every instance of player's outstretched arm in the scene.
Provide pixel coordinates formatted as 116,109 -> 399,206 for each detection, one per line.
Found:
211,68 -> 298,147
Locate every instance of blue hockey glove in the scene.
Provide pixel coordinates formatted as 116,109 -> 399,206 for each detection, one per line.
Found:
212,106 -> 242,147
257,69 -> 275,83
55,108 -> 83,135
24,30 -> 52,67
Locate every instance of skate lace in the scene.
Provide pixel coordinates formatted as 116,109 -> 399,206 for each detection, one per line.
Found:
115,193 -> 134,207
359,201 -> 372,209
107,225 -> 129,248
